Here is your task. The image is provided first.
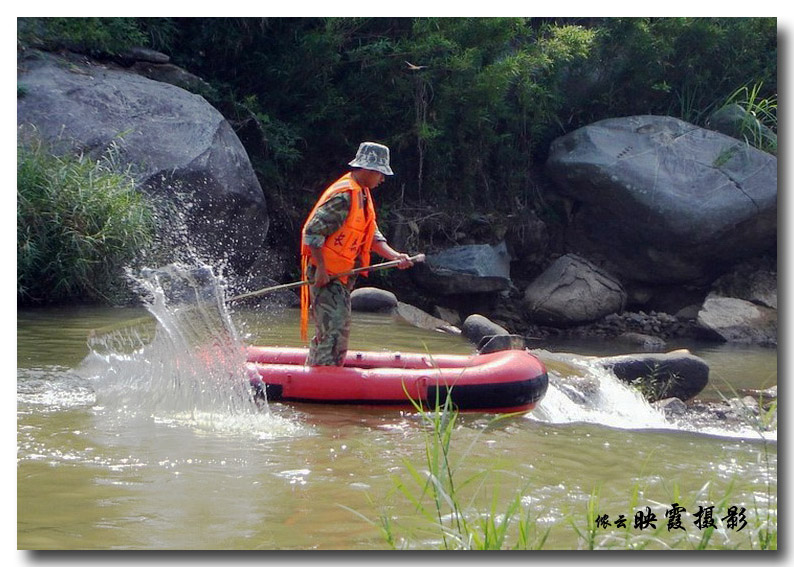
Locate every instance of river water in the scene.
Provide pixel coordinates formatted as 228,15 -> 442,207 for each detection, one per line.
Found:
16,271 -> 777,550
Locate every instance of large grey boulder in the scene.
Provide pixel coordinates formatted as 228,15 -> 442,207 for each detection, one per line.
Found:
546,115 -> 777,284
523,254 -> 626,326
16,49 -> 268,277
411,242 -> 511,295
696,293 -> 777,346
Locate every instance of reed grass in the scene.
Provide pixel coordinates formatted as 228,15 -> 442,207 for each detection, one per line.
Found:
721,81 -> 777,155
350,380 -> 776,550
343,389 -> 548,550
17,135 -> 156,304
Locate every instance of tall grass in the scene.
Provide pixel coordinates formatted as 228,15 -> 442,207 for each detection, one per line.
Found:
17,135 -> 157,305
719,81 -> 777,155
342,392 -> 549,550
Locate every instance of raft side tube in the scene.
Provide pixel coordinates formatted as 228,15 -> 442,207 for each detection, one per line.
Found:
246,348 -> 548,413
246,345 -> 472,369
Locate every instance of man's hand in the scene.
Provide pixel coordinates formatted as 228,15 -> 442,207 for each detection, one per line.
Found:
313,265 -> 331,287
394,253 -> 414,269
372,240 -> 416,270
308,245 -> 331,287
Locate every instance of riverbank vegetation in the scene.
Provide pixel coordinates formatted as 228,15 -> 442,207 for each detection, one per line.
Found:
17,135 -> 157,304
143,17 -> 776,208
16,17 -> 777,305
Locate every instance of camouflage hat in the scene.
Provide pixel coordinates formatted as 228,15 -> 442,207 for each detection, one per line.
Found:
348,142 -> 394,176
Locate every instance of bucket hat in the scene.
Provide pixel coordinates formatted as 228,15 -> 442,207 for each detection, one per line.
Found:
348,142 -> 394,175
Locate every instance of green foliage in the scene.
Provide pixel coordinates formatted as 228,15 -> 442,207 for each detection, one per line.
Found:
396,19 -> 597,206
570,485 -> 602,550
137,18 -> 178,53
578,18 -> 776,126
238,94 -> 304,185
17,17 -> 777,247
721,81 -> 777,155
153,17 -> 774,217
630,363 -> 683,402
17,17 -> 150,55
17,136 -> 157,305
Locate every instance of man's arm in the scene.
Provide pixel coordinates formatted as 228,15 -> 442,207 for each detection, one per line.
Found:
303,193 -> 350,287
371,236 -> 414,269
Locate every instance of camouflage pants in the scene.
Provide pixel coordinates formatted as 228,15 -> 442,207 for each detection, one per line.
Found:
305,268 -> 355,366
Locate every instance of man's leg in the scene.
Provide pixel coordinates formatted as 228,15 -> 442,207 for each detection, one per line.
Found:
306,280 -> 351,366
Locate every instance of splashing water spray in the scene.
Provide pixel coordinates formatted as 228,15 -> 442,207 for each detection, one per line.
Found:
83,261 -> 303,439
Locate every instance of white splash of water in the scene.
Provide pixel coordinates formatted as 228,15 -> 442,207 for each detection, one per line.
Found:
527,348 -> 668,430
530,370 -> 669,431
80,262 -> 305,439
17,367 -> 97,411
527,349 -> 776,442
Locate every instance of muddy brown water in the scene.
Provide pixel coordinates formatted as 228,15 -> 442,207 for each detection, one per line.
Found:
17,303 -> 777,550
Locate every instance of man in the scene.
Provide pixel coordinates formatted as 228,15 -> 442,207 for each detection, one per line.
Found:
300,142 -> 415,366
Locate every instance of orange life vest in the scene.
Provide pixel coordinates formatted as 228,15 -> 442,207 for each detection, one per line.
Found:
299,172 -> 377,340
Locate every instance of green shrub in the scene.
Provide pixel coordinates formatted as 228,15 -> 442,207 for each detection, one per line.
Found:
17,136 -> 156,305
17,17 -> 149,56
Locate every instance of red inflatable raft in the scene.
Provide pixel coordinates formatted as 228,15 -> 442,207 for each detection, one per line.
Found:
246,346 -> 548,413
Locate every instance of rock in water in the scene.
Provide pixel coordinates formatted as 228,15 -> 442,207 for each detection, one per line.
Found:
696,293 -> 777,346
523,254 -> 626,326
351,287 -> 398,313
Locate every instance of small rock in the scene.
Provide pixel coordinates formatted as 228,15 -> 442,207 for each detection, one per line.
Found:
738,385 -> 777,407
396,302 -> 460,335
654,397 -> 688,416
675,305 -> 701,321
477,334 -> 526,353
696,293 -> 777,345
351,287 -> 398,313
617,332 -> 667,352
462,314 -> 509,345
412,241 -> 512,295
120,46 -> 170,64
728,396 -> 760,417
523,254 -> 626,326
433,306 -> 462,326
